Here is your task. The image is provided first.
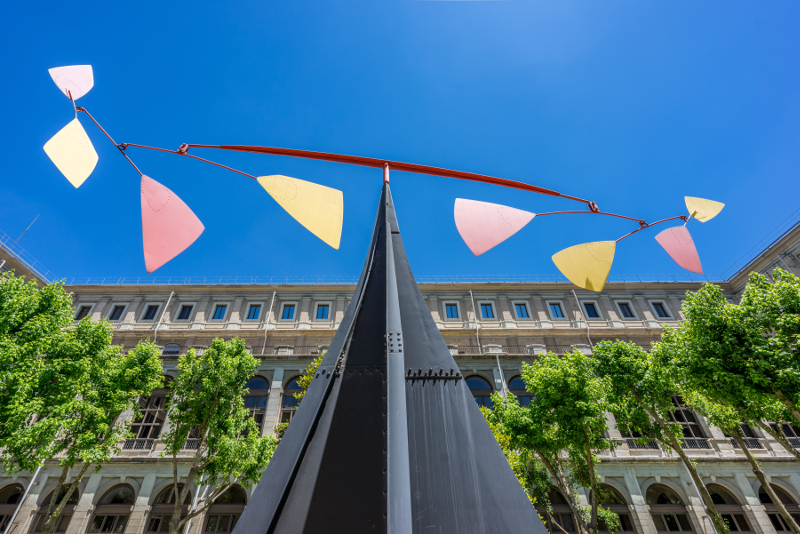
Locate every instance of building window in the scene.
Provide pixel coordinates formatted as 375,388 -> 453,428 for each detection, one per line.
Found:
316,304 -> 329,320
708,485 -> 752,532
652,302 -> 670,318
109,305 -> 125,321
146,485 -> 191,534
30,486 -> 79,532
88,486 -> 135,533
178,305 -> 193,320
759,484 -> 800,531
247,304 -> 261,320
466,375 -> 494,408
514,303 -> 529,319
480,303 -> 495,319
125,377 -> 171,451
549,302 -> 564,319
203,487 -> 246,534
212,305 -> 227,320
0,485 -> 24,532
162,344 -> 181,356
143,305 -> 160,321
769,422 -> 800,448
75,305 -> 92,320
596,485 -> 636,532
508,376 -> 533,407
584,302 -> 599,319
244,376 -> 269,431
281,377 -> 303,423
646,485 -> 694,532
618,302 -> 635,319
669,396 -> 708,447
445,303 -> 459,319
281,304 -> 295,320
536,488 -> 577,532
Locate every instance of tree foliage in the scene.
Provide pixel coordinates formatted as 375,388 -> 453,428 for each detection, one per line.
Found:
160,338 -> 277,534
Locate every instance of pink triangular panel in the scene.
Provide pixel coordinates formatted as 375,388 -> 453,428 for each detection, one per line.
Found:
141,175 -> 204,273
655,226 -> 703,274
48,65 -> 94,100
454,199 -> 535,256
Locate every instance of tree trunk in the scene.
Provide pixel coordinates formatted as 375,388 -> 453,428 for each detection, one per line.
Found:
582,429 -> 599,534
533,446 -> 590,534
643,402 -> 729,534
756,420 -> 800,461
41,462 -> 91,534
730,428 -> 800,534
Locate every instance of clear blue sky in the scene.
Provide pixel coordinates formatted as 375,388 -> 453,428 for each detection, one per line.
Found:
1,1 -> 798,280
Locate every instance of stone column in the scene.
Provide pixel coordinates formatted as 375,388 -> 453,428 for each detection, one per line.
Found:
633,296 -> 659,328
66,473 -> 103,534
678,472 -> 714,534
530,295 -> 552,329
225,297 -> 244,330
624,473 -> 656,534
491,367 -> 506,394
297,297 -> 312,330
119,297 -> 144,331
599,296 -> 623,328
92,298 -> 112,321
497,295 -> 516,329
735,472 -> 773,534
428,296 -> 441,328
191,297 -> 211,330
334,296 -> 346,328
262,368 -> 285,435
11,471 -> 46,534
127,474 -> 156,534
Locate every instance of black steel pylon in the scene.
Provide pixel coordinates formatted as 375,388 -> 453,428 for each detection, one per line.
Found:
233,181 -> 545,534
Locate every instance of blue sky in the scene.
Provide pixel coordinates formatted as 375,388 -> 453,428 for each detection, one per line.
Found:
1,1 -> 798,281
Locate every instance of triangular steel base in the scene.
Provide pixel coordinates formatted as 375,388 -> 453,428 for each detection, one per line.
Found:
233,183 -> 545,534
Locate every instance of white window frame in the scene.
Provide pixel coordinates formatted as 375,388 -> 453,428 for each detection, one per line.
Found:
614,300 -> 638,320
209,302 -> 231,322
510,300 -> 533,321
174,302 -> 197,322
107,303 -> 130,322
74,302 -> 96,320
580,300 -> 603,320
279,301 -> 299,322
545,300 -> 568,321
244,301 -> 265,322
648,299 -> 672,319
476,300 -> 498,321
139,302 -> 163,322
313,301 -> 333,322
442,301 -> 462,321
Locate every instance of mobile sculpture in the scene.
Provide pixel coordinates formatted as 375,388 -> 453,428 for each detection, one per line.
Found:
44,65 -> 724,291
43,65 -> 727,534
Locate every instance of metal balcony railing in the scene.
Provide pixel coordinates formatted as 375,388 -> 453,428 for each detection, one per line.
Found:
122,438 -> 154,450
789,437 -> 800,449
730,438 -> 764,449
626,438 -> 660,450
183,439 -> 200,451
681,438 -> 711,449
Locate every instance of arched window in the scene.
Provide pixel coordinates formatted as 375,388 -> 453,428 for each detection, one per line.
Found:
204,486 -> 247,534
126,376 -> 173,451
595,485 -> 635,532
758,484 -> 800,531
646,485 -> 693,532
0,484 -> 24,531
87,485 -> 135,533
30,486 -> 80,533
145,484 -> 192,534
707,485 -> 751,532
535,488 -> 576,532
508,376 -> 533,407
466,375 -> 494,408
281,377 -> 303,424
244,376 -> 270,431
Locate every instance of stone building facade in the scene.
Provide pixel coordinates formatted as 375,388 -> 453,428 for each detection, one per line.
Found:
1,213 -> 800,534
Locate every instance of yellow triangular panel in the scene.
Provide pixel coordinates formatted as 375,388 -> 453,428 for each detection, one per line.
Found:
43,118 -> 98,188
257,175 -> 343,249
552,241 -> 616,292
685,196 -> 725,223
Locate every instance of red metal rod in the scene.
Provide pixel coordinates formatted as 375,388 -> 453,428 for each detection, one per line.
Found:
534,210 -> 645,223
122,143 -> 256,179
76,107 -> 143,176
615,215 -> 688,242
185,144 -> 595,206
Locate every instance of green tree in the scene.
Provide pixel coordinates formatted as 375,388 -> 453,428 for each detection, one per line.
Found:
159,338 -> 277,534
592,340 -> 730,534
0,272 -> 163,534
490,351 -> 619,534
274,353 -> 323,439
654,277 -> 800,534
